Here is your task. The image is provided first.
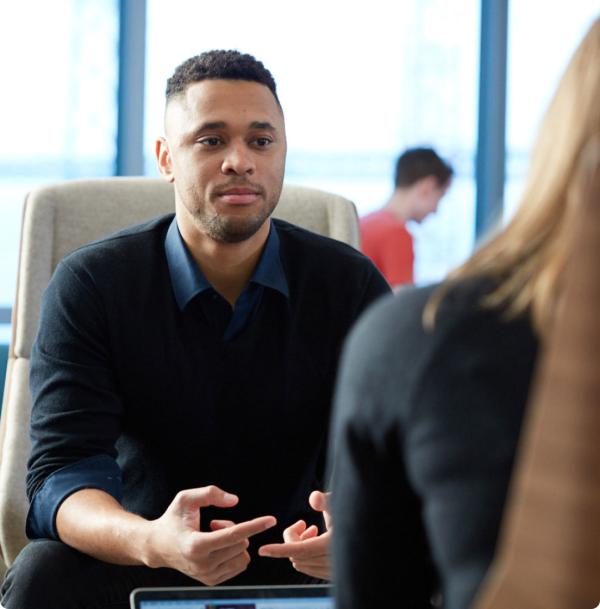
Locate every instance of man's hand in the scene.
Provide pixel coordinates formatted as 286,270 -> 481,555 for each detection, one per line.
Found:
144,485 -> 276,585
258,490 -> 331,580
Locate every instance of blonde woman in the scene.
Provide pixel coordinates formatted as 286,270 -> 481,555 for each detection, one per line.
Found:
329,16 -> 600,609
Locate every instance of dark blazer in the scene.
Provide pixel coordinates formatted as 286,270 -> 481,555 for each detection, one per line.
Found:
330,278 -> 538,609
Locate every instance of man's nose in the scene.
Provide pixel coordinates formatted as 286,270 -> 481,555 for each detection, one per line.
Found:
221,142 -> 255,175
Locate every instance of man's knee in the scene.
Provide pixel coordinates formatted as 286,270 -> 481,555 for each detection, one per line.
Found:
1,540 -> 101,609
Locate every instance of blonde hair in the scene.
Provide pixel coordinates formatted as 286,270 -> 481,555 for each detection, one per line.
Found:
425,17 -> 600,336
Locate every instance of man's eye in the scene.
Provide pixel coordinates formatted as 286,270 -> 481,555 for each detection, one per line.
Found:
254,137 -> 272,147
199,137 -> 221,147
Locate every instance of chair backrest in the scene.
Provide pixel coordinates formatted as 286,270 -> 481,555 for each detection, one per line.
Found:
0,177 -> 360,576
472,149 -> 600,608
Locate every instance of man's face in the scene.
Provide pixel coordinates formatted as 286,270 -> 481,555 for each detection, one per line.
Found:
413,177 -> 451,223
157,79 -> 286,243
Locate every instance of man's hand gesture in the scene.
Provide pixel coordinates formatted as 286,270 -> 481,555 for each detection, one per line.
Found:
145,485 -> 276,585
258,490 -> 331,580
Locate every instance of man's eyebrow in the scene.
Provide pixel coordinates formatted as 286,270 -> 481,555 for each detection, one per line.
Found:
191,121 -> 277,134
196,121 -> 227,131
249,121 -> 277,131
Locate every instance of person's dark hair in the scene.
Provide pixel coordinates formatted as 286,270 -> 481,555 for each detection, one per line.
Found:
166,50 -> 280,106
394,147 -> 453,188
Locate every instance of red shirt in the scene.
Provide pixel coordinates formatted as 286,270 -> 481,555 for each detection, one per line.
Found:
360,209 -> 414,287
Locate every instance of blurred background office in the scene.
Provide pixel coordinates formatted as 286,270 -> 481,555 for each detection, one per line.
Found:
0,0 -> 598,392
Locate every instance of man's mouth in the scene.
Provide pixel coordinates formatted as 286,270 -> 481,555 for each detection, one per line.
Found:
216,187 -> 262,205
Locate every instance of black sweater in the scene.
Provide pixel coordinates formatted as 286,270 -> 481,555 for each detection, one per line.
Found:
330,278 -> 539,608
27,214 -> 389,584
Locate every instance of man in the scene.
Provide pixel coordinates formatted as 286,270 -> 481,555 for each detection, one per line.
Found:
0,51 -> 389,609
360,147 -> 453,289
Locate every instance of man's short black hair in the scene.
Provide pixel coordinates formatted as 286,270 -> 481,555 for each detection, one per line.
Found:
166,50 -> 280,106
394,147 -> 453,188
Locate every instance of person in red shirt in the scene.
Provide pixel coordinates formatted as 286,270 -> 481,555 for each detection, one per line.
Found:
360,147 -> 453,289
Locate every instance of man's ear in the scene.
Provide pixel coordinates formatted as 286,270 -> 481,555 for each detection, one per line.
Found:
418,175 -> 438,194
156,137 -> 175,183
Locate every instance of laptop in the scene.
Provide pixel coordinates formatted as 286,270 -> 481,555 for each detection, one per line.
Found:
130,584 -> 333,609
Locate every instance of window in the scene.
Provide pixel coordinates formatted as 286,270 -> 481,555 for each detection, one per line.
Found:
505,3 -> 599,220
0,0 -> 119,321
5,3 -> 598,316
144,0 -> 479,285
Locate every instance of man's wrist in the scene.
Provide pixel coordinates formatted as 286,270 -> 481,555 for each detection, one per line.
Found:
133,517 -> 163,569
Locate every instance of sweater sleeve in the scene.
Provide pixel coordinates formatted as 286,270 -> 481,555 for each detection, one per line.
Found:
349,260 -> 392,323
363,263 -> 392,304
329,292 -> 437,609
26,259 -> 124,540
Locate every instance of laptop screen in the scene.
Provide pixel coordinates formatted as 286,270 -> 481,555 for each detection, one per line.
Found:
130,584 -> 333,609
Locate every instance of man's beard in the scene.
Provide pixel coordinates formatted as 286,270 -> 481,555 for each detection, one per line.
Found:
195,189 -> 279,243
201,209 -> 272,243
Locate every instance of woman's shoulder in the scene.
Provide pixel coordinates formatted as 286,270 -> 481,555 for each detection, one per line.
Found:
349,276 -> 494,346
339,276 -> 533,408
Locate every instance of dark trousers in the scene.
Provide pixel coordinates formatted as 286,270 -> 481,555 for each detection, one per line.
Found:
1,540 -> 314,609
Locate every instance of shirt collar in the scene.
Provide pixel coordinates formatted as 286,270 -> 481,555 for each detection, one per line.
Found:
165,216 -> 289,310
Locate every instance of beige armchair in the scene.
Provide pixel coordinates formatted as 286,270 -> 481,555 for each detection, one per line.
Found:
0,177 -> 360,577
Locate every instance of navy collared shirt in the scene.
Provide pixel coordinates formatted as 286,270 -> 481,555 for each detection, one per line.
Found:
165,216 -> 289,340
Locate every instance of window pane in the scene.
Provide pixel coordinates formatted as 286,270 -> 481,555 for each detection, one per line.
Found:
0,0 -> 119,310
144,0 -> 479,285
505,4 -> 598,220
